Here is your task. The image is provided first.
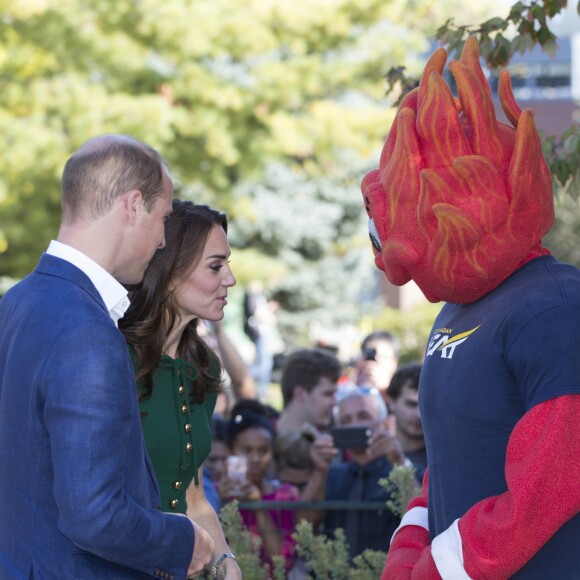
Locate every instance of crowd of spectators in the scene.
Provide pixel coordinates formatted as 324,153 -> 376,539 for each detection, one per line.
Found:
203,323 -> 427,571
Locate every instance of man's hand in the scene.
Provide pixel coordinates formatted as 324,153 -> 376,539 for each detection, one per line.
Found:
187,521 -> 215,577
309,433 -> 337,473
368,417 -> 405,465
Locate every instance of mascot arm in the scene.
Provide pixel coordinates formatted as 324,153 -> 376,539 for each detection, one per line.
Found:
456,394 -> 580,578
382,394 -> 580,579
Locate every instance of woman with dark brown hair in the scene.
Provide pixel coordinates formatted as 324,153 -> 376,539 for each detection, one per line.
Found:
120,200 -> 241,579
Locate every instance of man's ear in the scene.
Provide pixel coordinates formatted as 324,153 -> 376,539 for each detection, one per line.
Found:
119,189 -> 143,224
293,385 -> 306,402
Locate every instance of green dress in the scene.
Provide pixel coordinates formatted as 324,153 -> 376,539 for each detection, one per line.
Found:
133,350 -> 219,514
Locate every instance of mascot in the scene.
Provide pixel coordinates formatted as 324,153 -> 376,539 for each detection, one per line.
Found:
363,37 -> 580,579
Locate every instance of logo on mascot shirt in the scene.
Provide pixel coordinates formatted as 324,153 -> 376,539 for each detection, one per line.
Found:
426,325 -> 480,359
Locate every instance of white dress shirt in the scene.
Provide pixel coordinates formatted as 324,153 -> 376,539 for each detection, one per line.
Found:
46,240 -> 130,326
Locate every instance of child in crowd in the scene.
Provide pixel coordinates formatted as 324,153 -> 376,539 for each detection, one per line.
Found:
221,399 -> 300,570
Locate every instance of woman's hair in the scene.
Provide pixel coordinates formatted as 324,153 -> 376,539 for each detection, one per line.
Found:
226,398 -> 276,449
120,200 -> 228,403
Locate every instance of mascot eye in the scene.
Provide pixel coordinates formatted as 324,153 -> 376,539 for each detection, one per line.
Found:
368,217 -> 382,253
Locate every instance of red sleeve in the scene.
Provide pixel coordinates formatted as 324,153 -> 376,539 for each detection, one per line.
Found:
383,394 -> 580,579
457,394 -> 580,578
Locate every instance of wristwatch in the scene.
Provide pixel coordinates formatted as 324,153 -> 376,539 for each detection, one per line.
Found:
209,552 -> 236,578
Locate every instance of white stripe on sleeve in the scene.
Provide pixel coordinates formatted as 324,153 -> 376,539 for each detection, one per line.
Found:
431,519 -> 473,579
390,506 -> 429,545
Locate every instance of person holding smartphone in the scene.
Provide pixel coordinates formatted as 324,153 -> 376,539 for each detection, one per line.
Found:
323,387 -> 408,560
221,399 -> 301,572
347,331 -> 401,405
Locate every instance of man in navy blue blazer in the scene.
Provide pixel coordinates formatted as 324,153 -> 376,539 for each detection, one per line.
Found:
0,135 -> 214,579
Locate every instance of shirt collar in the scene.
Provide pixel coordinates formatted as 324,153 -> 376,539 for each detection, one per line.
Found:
46,240 -> 130,326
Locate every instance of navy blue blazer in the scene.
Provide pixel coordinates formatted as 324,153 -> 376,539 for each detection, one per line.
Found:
0,254 -> 194,579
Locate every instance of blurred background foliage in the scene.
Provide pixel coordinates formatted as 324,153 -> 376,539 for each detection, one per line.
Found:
0,0 -> 577,356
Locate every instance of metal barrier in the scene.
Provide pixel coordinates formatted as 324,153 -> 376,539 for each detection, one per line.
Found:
236,500 -> 388,510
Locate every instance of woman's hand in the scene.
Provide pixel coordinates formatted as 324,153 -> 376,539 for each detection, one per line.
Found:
219,476 -> 261,502
221,557 -> 242,579
217,476 -> 241,499
239,479 -> 262,501
202,554 -> 242,580
218,474 -> 249,500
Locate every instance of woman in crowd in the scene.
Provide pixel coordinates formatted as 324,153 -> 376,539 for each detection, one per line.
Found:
120,200 -> 241,579
221,399 -> 300,570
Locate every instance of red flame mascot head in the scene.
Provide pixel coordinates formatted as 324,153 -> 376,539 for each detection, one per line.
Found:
362,37 -> 554,304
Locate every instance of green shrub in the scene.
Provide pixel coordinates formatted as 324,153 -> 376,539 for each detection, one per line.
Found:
381,464 -> 421,519
293,520 -> 386,579
218,500 -> 286,579
218,466 -> 421,577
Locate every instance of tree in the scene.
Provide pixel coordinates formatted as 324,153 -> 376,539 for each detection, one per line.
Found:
385,0 -> 580,197
0,0 -> 506,342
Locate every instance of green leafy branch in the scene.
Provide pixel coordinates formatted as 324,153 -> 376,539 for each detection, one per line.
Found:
543,126 -> 580,198
219,501 -> 387,578
380,464 -> 421,519
385,0 -> 572,100
293,520 -> 386,579
384,0 -> 580,196
219,501 -> 286,580
436,0 -> 569,68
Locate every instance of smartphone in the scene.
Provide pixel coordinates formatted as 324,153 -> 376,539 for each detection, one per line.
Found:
226,455 -> 247,496
330,426 -> 372,449
363,347 -> 377,361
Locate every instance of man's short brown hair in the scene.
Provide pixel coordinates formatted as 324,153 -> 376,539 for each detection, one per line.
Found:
280,348 -> 342,406
61,135 -> 165,223
386,362 -> 422,401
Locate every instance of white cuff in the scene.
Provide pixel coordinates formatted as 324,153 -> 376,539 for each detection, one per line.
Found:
431,519 -> 473,579
390,506 -> 429,545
